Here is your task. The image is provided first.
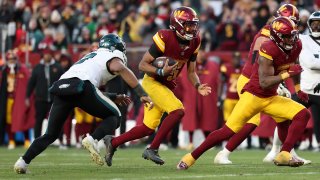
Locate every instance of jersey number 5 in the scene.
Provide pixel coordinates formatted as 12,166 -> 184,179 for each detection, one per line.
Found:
75,53 -> 97,65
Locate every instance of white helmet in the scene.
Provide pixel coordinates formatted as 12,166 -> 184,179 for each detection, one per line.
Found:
308,11 -> 320,37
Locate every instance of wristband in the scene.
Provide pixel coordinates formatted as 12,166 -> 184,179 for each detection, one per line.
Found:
195,82 -> 201,90
294,84 -> 301,92
280,72 -> 290,80
156,68 -> 164,76
133,84 -> 148,97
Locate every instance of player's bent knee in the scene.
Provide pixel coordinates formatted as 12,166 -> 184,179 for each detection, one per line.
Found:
293,108 -> 310,121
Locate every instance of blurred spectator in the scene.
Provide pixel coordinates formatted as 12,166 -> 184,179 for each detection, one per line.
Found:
36,4 -> 51,31
298,9 -> 311,34
49,10 -> 69,51
199,9 -> 217,51
13,0 -> 32,26
180,50 -> 220,150
237,15 -> 257,51
216,17 -> 240,51
25,44 -> 64,138
0,50 -> 34,149
254,4 -> 271,30
61,5 -> 78,40
0,1 -> 14,24
154,2 -> 171,29
119,6 -> 146,43
96,12 -> 117,39
28,18 -> 44,51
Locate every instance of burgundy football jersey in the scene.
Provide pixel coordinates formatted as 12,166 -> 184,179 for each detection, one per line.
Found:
243,39 -> 302,97
151,29 -> 200,88
242,25 -> 271,78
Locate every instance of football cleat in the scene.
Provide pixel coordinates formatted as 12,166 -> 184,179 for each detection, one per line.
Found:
273,151 -> 304,167
14,157 -> 28,174
214,151 -> 232,164
103,135 -> 117,167
82,134 -> 104,166
177,153 -> 195,170
142,148 -> 165,165
291,150 -> 312,165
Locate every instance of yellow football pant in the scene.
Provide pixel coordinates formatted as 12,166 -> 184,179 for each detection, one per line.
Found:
223,98 -> 238,122
226,91 -> 305,133
141,75 -> 183,130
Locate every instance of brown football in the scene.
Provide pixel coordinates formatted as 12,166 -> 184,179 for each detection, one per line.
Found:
151,57 -> 176,68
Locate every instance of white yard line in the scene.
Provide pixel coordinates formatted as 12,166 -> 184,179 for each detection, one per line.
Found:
109,172 -> 320,180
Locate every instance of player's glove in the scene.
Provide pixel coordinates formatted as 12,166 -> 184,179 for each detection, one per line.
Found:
314,83 -> 320,94
297,90 -> 309,103
277,83 -> 291,98
280,64 -> 303,80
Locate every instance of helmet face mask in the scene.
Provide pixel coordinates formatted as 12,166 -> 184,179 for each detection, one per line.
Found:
170,6 -> 199,41
270,17 -> 298,50
99,34 -> 126,54
308,11 -> 320,38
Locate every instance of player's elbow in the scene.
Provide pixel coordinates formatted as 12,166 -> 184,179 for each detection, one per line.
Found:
259,79 -> 269,89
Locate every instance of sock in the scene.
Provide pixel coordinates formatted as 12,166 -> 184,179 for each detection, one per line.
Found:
276,120 -> 290,143
149,109 -> 184,149
189,131 -> 194,144
271,127 -> 281,152
281,109 -> 310,152
191,125 -> 235,160
111,124 -> 154,148
225,123 -> 257,152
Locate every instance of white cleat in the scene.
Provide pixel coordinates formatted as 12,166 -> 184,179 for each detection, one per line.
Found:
214,151 -> 232,164
14,157 -> 28,174
291,151 -> 312,165
82,134 -> 104,166
263,150 -> 277,163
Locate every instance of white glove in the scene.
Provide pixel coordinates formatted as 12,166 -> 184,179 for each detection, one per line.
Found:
277,83 -> 291,98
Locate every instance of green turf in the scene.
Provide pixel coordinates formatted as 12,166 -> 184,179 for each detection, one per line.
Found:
1,146 -> 320,179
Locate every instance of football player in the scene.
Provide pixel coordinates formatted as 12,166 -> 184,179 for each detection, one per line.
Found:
13,34 -> 153,174
214,3 -> 309,164
220,52 -> 242,122
103,6 -> 211,166
265,11 -> 320,158
178,16 -> 310,170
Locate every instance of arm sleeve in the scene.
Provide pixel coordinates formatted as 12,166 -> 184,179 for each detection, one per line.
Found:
148,43 -> 164,59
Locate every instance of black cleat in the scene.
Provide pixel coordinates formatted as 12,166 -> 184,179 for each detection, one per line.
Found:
142,148 -> 165,165
103,135 -> 117,166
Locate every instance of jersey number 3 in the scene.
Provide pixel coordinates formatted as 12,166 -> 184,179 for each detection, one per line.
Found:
75,53 -> 97,65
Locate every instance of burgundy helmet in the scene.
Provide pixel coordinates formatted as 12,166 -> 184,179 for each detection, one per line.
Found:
276,3 -> 300,24
270,16 -> 299,50
169,6 -> 199,40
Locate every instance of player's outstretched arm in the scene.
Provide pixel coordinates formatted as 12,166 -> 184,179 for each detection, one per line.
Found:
108,58 -> 154,109
187,60 -> 211,96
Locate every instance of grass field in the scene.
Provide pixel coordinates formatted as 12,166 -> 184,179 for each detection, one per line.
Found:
1,146 -> 320,179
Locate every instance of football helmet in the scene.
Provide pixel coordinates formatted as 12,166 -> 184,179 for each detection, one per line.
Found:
270,17 -> 299,50
99,34 -> 126,53
276,3 -> 300,24
169,6 -> 199,40
307,11 -> 320,37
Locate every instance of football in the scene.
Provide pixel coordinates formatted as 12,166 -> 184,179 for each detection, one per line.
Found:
151,57 -> 176,69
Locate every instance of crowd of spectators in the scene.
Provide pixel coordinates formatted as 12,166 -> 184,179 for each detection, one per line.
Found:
1,0 -> 320,149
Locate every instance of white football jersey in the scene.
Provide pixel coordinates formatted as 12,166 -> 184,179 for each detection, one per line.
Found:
60,48 -> 127,87
299,34 -> 320,95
